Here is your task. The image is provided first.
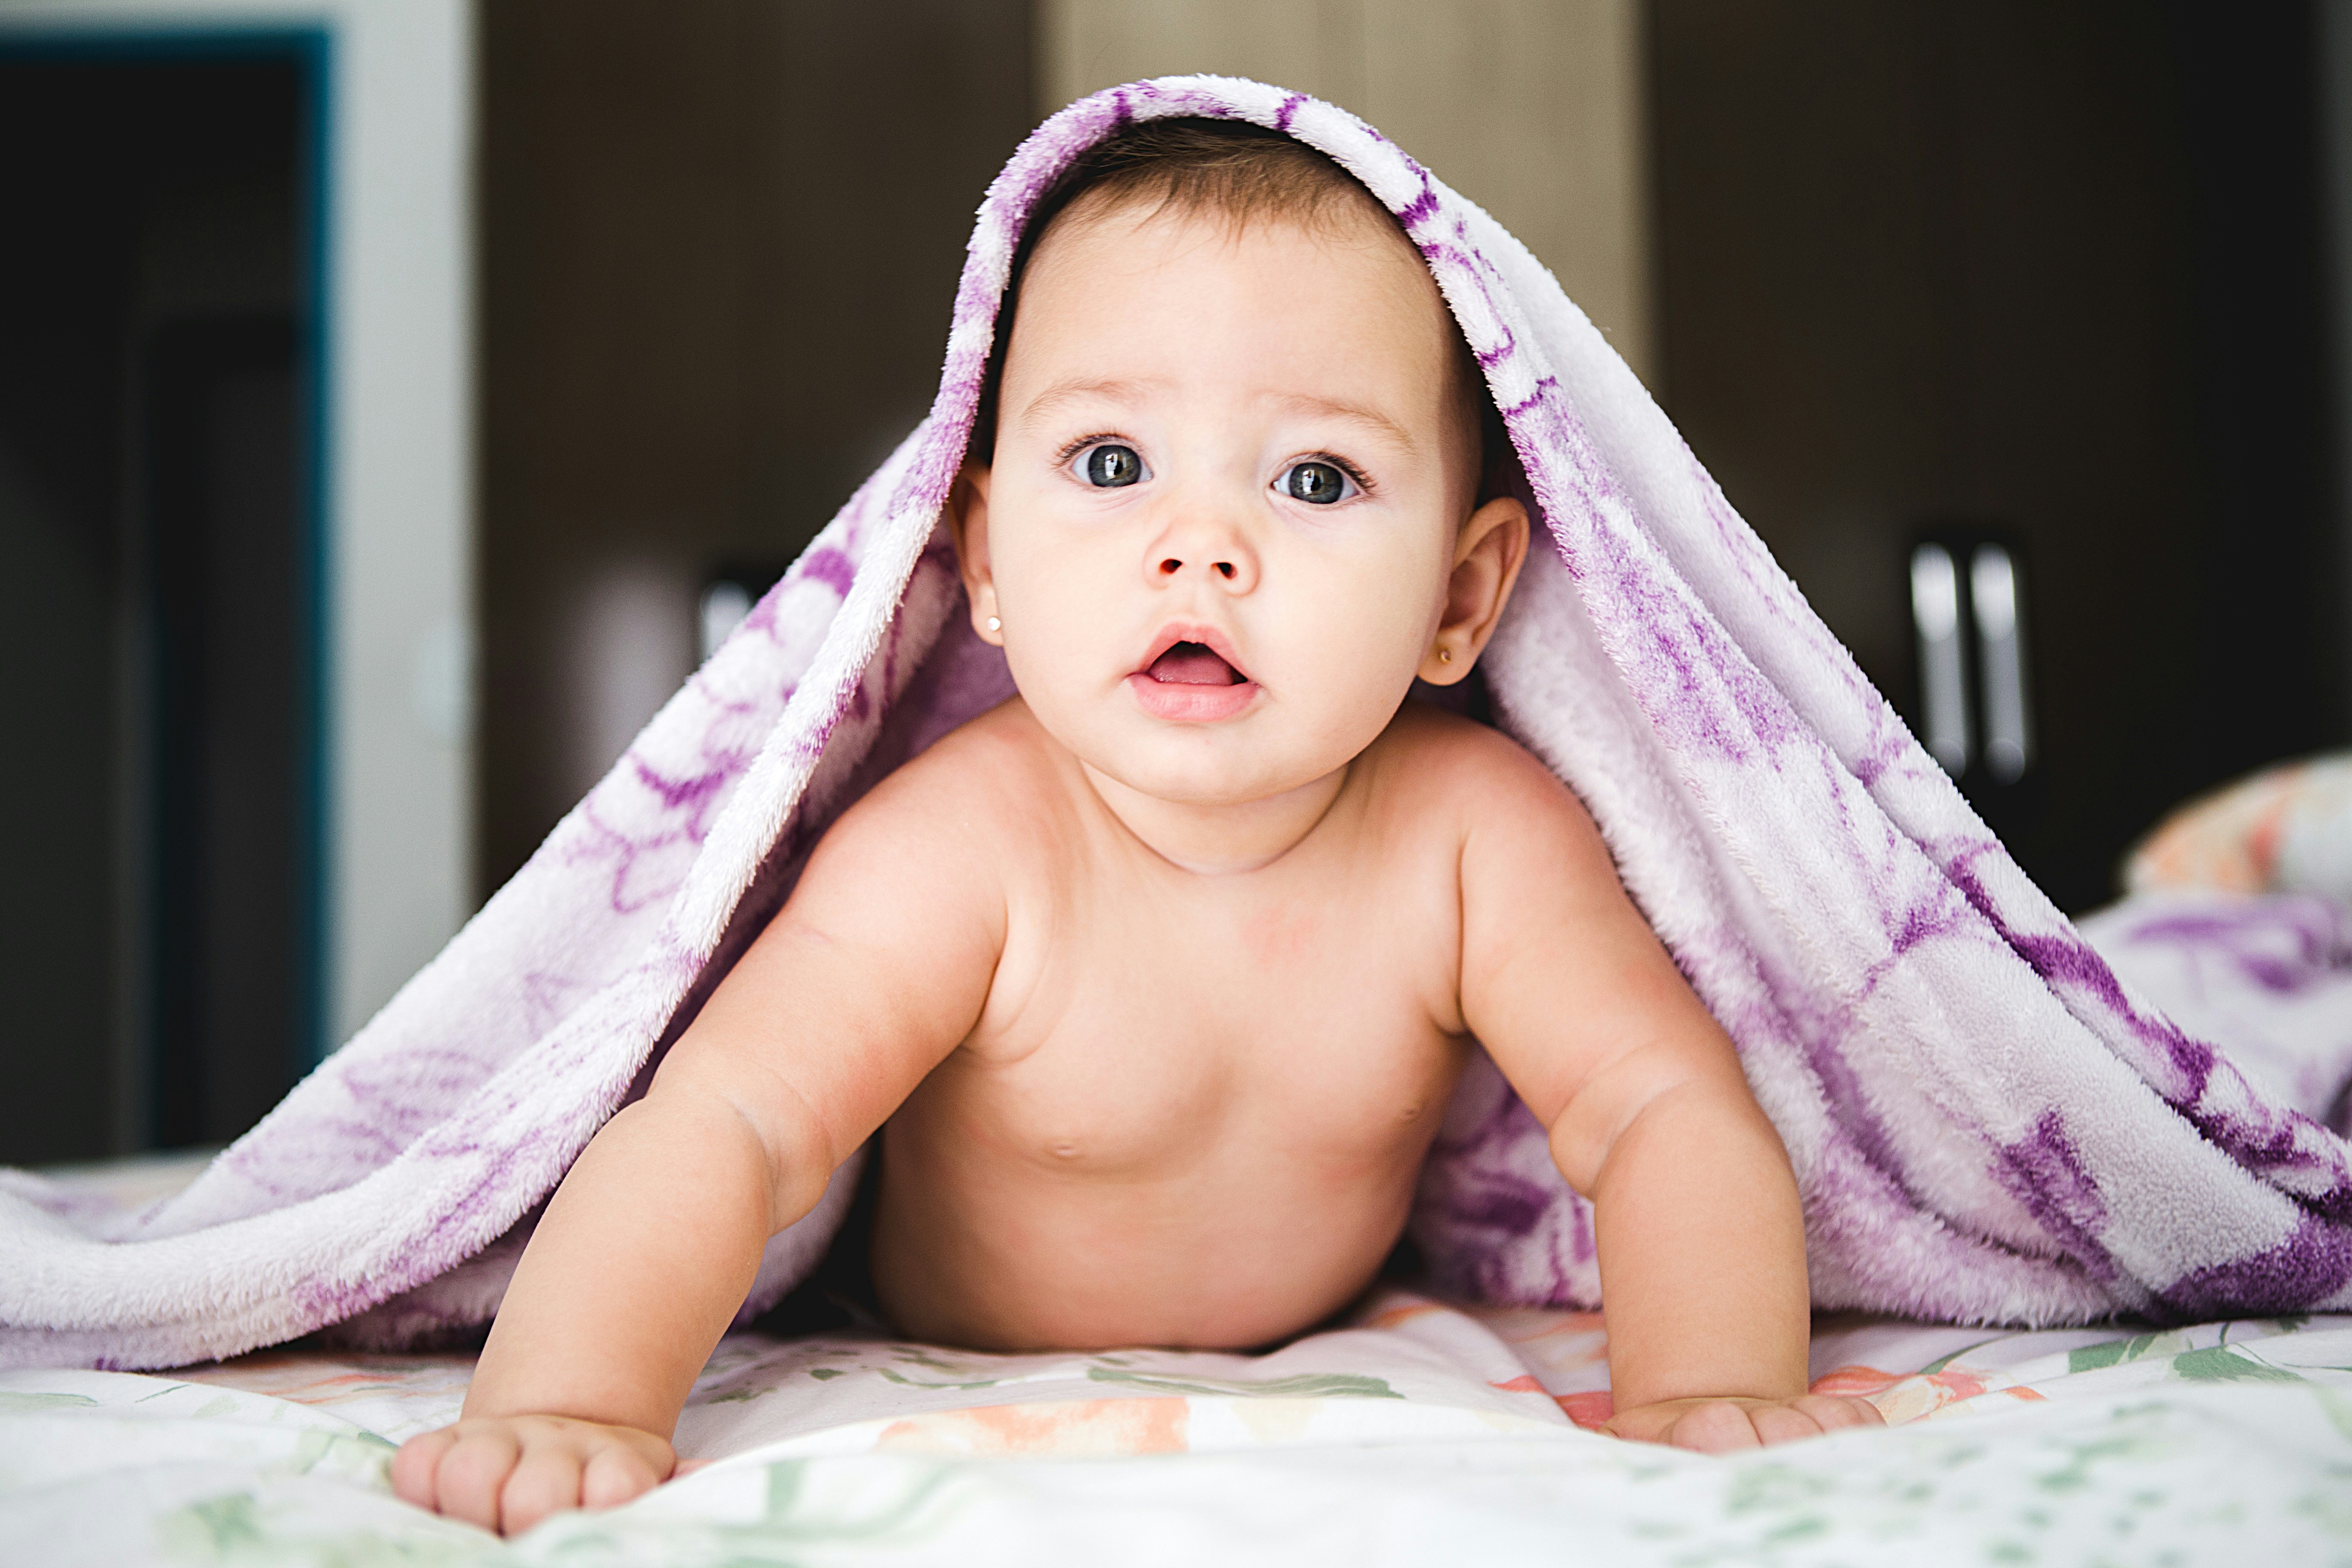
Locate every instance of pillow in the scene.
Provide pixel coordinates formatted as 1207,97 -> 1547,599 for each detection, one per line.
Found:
2125,752 -> 2352,906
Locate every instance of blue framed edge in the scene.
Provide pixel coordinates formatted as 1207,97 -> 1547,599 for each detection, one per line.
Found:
0,21 -> 338,1076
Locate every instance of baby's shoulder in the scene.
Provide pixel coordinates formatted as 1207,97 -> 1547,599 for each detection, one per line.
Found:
824,696 -> 1073,859
1366,700 -> 1590,828
1369,704 -> 1629,928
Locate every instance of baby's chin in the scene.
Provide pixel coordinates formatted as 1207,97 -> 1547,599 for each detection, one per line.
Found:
1067,729 -> 1361,814
1014,681 -> 1397,811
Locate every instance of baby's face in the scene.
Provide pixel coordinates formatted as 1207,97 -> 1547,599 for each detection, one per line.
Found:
957,197 -> 1497,811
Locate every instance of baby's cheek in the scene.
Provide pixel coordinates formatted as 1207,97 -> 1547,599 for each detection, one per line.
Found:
1289,594 -> 1440,725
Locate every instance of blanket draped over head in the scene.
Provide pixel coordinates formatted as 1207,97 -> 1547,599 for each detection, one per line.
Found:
7,78 -> 2349,1372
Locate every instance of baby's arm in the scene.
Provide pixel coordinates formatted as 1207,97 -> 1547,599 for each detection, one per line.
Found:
1458,744 -> 1881,1450
391,765 -> 1005,1533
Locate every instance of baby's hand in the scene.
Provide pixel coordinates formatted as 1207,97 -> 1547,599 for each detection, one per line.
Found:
391,1414 -> 675,1535
1604,1394 -> 1884,1452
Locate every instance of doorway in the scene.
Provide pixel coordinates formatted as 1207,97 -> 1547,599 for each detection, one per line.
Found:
0,33 -> 328,1162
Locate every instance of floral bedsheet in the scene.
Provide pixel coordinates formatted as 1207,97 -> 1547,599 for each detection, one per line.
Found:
5,1291 -> 2350,1566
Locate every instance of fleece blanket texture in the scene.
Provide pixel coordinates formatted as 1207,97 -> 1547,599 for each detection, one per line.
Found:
6,77 -> 2350,1371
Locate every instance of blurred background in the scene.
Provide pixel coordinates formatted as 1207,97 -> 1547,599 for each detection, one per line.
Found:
4,0 -> 2349,1165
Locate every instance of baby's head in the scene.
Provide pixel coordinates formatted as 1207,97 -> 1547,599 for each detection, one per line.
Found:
952,119 -> 1529,815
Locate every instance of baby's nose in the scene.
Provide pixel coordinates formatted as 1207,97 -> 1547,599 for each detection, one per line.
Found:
1157,552 -> 1240,582
1145,502 -> 1260,592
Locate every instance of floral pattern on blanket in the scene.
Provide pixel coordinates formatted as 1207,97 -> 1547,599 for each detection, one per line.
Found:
1810,1312 -> 2352,1424
7,1291 -> 2352,1565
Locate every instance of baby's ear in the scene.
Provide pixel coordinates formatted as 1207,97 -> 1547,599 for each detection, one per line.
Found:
947,463 -> 1003,646
1420,495 -> 1529,685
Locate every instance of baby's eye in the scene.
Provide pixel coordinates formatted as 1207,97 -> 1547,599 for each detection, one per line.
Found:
1080,443 -> 1145,488
1279,460 -> 1356,505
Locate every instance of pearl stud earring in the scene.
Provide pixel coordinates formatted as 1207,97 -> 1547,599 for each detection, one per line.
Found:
986,616 -> 1001,633
1438,646 -> 1452,663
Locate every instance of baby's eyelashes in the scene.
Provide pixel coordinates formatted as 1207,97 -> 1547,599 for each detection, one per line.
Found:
1277,459 -> 1360,505
1057,441 -> 1368,505
1074,441 -> 1146,488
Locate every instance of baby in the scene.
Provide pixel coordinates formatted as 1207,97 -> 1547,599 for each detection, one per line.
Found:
394,120 -> 1881,1534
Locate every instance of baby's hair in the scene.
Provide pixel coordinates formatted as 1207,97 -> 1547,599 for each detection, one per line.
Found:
972,118 -> 1511,503
1048,116 -> 1391,241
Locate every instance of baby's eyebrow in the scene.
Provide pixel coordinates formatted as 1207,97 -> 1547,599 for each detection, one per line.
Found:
1015,377 -> 1163,431
1263,392 -> 1419,454
1016,379 -> 1419,455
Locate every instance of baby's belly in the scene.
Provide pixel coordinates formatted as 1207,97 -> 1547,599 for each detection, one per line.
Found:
866,1062 -> 1452,1352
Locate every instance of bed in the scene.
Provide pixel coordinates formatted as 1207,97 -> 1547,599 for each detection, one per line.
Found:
11,758 -> 2352,1565
6,1149 -> 2350,1565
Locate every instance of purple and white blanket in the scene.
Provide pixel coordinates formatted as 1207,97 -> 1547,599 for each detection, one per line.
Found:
6,77 -> 2349,1372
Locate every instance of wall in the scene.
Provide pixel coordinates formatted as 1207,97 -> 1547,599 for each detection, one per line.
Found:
1,0 -> 476,1054
1649,0 -> 2344,910
474,0 -> 1035,890
2322,0 -> 2352,743
1037,0 -> 1654,386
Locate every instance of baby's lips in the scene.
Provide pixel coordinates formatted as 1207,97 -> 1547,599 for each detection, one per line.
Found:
1134,622 -> 1253,685
1125,667 -> 1259,722
1144,643 -> 1246,686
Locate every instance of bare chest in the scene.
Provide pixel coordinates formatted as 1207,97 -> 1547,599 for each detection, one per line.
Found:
917,870 -> 1466,1175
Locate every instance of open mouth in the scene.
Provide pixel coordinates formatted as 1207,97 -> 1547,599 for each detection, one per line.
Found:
1142,641 -> 1247,687
1127,629 -> 1257,722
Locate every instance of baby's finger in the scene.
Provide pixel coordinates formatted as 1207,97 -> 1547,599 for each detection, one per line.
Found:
580,1439 -> 665,1510
435,1428 -> 522,1532
1794,1393 -> 1884,1432
1746,1403 -> 1824,1446
390,1428 -> 458,1508
499,1441 -> 585,1537
1667,1400 -> 1762,1453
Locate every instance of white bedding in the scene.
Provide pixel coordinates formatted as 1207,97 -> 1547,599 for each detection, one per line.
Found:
6,1289 -> 2350,1565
